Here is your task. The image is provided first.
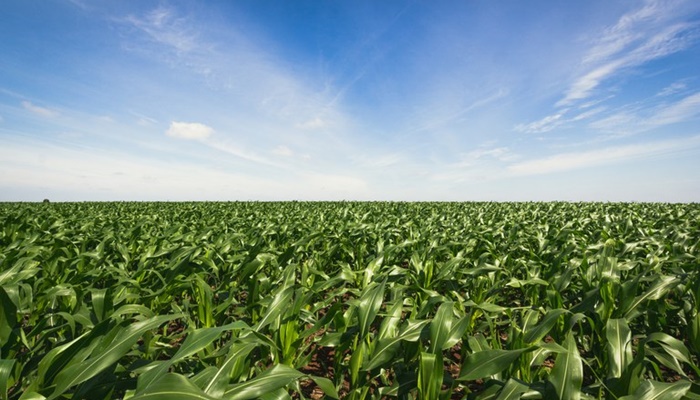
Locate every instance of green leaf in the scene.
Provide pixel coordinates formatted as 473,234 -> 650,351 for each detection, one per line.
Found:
418,352 -> 443,400
255,286 -> 294,331
0,288 -> 17,347
137,321 -> 250,394
357,278 -> 386,339
688,312 -> 700,355
91,288 -> 113,322
623,276 -> 678,321
443,314 -> 470,351
645,332 -> 692,365
458,348 -> 533,381
203,341 -> 258,397
49,314 -> 180,399
223,364 -> 304,400
365,320 -> 429,370
618,379 -> 690,400
0,359 -> 15,400
18,393 -> 46,400
606,318 -> 632,378
38,318 -> 113,387
467,333 -> 491,353
547,333 -> 583,400
428,301 -> 454,353
130,373 -> 216,400
376,300 -> 403,340
309,376 -> 339,399
496,378 -> 530,400
523,309 -> 567,344
258,389 -> 292,400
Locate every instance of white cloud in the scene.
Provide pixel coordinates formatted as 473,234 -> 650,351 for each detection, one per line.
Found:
118,4 -> 349,161
430,146 -> 516,184
124,6 -> 199,54
657,81 -> 688,97
166,121 -> 214,140
582,1 -> 661,64
22,101 -> 60,118
411,88 -> 509,134
203,138 -> 278,166
559,62 -> 622,105
571,106 -> 607,121
515,111 -> 567,134
588,111 -> 637,132
133,112 -> 158,126
296,117 -> 327,130
0,139 -> 369,201
645,92 -> 700,127
465,147 -> 517,162
558,1 -> 699,106
588,92 -> 700,133
516,106 -> 606,135
508,135 -> 700,176
271,145 -> 293,156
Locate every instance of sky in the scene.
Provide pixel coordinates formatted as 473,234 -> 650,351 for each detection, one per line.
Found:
1,0 -> 700,202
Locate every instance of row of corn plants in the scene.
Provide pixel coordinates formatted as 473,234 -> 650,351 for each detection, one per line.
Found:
1,201 -> 699,399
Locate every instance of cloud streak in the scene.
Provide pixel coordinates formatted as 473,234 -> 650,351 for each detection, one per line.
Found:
589,91 -> 700,133
516,1 -> 699,137
0,138 -> 369,201
508,135 -> 700,176
22,101 -> 60,118
166,121 -> 213,140
646,92 -> 700,127
558,1 -> 698,105
124,6 -> 201,55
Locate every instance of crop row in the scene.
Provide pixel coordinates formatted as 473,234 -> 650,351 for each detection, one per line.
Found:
0,201 -> 699,399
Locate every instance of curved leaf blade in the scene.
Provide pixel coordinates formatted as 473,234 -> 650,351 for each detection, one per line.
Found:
458,348 -> 533,381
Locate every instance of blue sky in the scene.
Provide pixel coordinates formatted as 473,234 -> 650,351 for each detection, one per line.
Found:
1,0 -> 700,201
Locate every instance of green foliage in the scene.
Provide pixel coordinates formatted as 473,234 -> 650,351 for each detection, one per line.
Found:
0,201 -> 698,399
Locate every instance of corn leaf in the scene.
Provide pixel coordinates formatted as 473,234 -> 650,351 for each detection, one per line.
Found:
547,333 -> 583,400
130,373 -> 216,400
459,348 -> 533,381
618,379 -> 690,400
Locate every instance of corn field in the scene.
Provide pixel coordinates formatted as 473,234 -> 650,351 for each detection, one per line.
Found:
1,201 -> 699,399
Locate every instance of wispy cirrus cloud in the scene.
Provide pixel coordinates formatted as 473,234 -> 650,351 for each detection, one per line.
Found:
118,5 -> 346,164
515,106 -> 607,134
430,145 -> 518,183
515,111 -> 567,134
412,88 -> 509,134
119,5 -> 344,130
558,1 -> 698,106
589,91 -> 700,133
517,0 -> 699,135
123,6 -> 202,55
657,81 -> 688,96
645,92 -> 700,127
295,117 -> 327,130
166,121 -> 213,140
463,146 -> 517,163
22,101 -> 60,118
508,135 -> 700,176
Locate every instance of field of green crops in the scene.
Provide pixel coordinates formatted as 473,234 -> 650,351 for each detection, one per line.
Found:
1,202 -> 699,400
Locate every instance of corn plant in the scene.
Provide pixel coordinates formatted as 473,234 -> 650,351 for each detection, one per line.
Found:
0,201 -> 698,399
